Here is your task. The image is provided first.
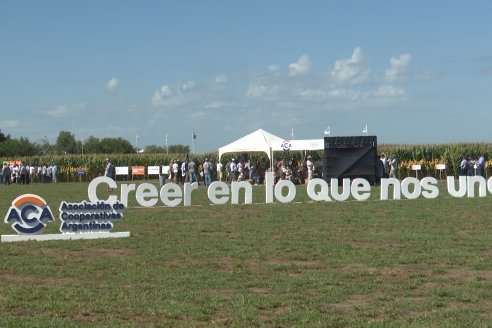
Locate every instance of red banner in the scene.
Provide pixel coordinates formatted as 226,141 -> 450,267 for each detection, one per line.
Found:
132,166 -> 145,176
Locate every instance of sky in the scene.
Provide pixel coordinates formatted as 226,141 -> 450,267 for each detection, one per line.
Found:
1,1 -> 492,152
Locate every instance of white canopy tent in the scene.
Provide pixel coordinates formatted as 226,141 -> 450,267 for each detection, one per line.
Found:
218,129 -> 325,170
218,129 -> 284,169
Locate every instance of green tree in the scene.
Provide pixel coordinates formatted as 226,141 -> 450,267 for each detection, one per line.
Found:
0,130 -> 9,143
0,137 -> 36,157
99,137 -> 135,154
83,136 -> 102,154
145,145 -> 166,153
35,137 -> 54,155
56,131 -> 77,154
17,137 -> 37,156
168,144 -> 190,154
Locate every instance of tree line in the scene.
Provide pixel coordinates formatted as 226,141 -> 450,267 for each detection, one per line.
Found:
0,130 -> 190,157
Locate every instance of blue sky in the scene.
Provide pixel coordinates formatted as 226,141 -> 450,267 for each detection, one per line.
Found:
1,1 -> 492,152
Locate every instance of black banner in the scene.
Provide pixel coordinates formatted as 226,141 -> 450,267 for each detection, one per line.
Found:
324,136 -> 377,149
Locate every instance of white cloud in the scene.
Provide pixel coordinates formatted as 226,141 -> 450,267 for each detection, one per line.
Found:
385,53 -> 412,82
151,92 -> 164,105
181,80 -> 195,91
289,54 -> 312,76
327,85 -> 405,102
328,88 -> 363,101
246,84 -> 269,97
370,85 -> 405,97
268,65 -> 280,73
215,75 -> 228,84
46,103 -> 86,118
190,111 -> 206,119
246,83 -> 280,98
152,85 -> 172,105
105,77 -> 120,92
298,89 -> 327,100
152,81 -> 196,106
160,85 -> 173,96
414,69 -> 439,81
205,101 -> 227,109
331,47 -> 371,84
0,120 -> 19,129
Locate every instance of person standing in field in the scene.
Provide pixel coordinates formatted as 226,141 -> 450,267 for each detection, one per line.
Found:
248,159 -> 256,184
216,161 -> 223,181
225,159 -> 231,182
380,154 -> 389,178
389,156 -> 398,179
188,159 -> 197,183
229,159 -> 237,183
459,156 -> 468,176
52,164 -> 58,183
237,160 -> 244,181
476,155 -> 485,178
104,158 -> 113,191
172,160 -> 179,183
306,156 -> 314,182
104,158 -> 113,179
2,164 -> 11,185
203,158 -> 212,186
181,159 -> 188,184
467,156 -> 475,176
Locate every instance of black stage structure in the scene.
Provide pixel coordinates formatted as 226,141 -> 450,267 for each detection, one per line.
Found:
323,136 -> 378,185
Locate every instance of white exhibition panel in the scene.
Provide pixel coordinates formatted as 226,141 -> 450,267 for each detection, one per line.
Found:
147,166 -> 160,175
115,166 -> 129,175
161,166 -> 170,174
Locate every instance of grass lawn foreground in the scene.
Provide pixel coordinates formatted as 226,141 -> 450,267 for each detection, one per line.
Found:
1,179 -> 492,327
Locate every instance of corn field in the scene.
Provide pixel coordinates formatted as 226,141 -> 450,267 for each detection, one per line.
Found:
378,143 -> 491,178
8,143 -> 492,182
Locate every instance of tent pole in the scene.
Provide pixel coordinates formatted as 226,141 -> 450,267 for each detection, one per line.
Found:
270,148 -> 274,174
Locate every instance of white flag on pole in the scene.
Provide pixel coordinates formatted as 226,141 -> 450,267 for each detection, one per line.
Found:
323,126 -> 331,136
362,124 -> 368,134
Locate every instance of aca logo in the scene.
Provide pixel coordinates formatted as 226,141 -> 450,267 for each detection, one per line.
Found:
281,140 -> 292,151
4,194 -> 55,234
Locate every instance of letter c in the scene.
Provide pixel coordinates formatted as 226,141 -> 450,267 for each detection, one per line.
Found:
88,176 -> 118,203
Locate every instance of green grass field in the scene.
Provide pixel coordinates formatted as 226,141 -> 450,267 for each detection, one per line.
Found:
1,179 -> 492,327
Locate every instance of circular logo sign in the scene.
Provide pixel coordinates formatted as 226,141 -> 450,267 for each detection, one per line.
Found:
281,140 -> 292,151
4,194 -> 55,234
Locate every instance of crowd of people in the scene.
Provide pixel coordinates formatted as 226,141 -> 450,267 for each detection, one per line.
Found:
165,156 -> 323,186
376,154 -> 399,182
459,155 -> 485,177
376,153 -> 487,181
6,153 -> 484,188
164,152 -> 489,186
1,162 -> 58,185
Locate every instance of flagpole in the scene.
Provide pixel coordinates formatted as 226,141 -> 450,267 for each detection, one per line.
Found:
324,126 -> 330,137
192,132 -> 195,154
165,133 -> 168,154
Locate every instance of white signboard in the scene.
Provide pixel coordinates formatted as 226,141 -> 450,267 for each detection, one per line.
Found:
115,166 -> 129,176
436,164 -> 446,170
161,166 -> 170,175
148,166 -> 160,175
411,165 -> 422,171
